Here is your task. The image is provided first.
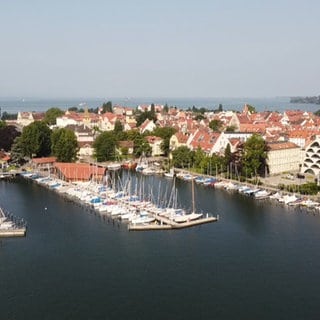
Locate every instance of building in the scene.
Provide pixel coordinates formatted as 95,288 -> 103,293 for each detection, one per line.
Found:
54,163 -> 106,182
146,136 -> 163,156
301,136 -> 320,177
266,142 -> 301,175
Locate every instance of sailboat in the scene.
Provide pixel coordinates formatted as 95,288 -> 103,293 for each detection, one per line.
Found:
173,178 -> 203,223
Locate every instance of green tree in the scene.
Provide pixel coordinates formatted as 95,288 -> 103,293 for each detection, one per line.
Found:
51,128 -> 78,162
224,144 -> 232,166
242,134 -> 267,178
0,125 -> 20,152
218,104 -> 223,112
93,131 -> 117,162
44,107 -> 64,125
135,109 -> 157,127
102,101 -> 113,113
193,147 -> 206,170
172,146 -> 193,168
10,137 -> 26,164
152,126 -> 176,156
209,119 -> 223,132
225,125 -> 236,132
163,103 -> 169,113
194,114 -> 205,121
0,120 -> 6,128
113,119 -> 124,134
247,104 -> 256,114
19,121 -> 52,158
1,112 -> 17,121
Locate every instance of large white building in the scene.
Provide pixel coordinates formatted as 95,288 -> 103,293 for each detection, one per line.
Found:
301,136 -> 320,177
266,141 -> 301,175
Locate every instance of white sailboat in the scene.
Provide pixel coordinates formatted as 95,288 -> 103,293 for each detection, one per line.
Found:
174,178 -> 202,223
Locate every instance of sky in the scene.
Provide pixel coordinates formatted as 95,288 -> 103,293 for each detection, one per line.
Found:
0,0 -> 319,99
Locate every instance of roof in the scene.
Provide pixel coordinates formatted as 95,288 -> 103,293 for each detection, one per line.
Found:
32,157 -> 57,164
54,163 -> 105,180
267,141 -> 300,151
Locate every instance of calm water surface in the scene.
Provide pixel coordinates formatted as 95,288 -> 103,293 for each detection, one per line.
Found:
1,176 -> 320,319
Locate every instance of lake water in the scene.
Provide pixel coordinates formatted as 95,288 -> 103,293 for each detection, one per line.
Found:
0,96 -> 319,114
1,175 -> 320,319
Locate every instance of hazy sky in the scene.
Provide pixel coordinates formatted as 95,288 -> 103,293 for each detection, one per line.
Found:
0,0 -> 319,99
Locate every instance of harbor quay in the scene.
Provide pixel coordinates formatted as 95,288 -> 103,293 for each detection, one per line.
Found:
17,171 -> 219,231
14,164 -> 320,236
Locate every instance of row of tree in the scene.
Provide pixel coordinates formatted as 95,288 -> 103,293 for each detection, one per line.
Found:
10,122 -> 78,163
171,134 -> 268,179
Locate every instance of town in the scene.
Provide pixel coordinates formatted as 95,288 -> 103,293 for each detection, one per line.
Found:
1,102 -> 320,187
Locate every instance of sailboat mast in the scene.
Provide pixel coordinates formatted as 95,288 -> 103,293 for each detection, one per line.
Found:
192,177 -> 195,213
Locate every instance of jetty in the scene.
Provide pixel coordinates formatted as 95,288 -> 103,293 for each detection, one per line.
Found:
128,215 -> 218,231
0,206 -> 27,238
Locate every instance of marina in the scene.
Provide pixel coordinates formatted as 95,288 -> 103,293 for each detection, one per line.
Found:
15,168 -> 220,232
1,173 -> 320,319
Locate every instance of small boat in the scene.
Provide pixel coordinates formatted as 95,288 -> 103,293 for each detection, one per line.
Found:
107,163 -> 121,171
174,212 -> 203,223
254,189 -> 271,199
121,160 -> 137,170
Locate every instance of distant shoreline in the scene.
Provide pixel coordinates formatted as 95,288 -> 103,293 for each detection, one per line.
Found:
290,96 -> 320,104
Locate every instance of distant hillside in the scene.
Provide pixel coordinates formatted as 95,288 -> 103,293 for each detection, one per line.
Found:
290,95 -> 320,104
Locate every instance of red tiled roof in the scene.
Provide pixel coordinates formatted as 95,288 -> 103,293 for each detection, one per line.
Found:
267,142 -> 300,151
54,163 -> 105,180
32,157 -> 57,164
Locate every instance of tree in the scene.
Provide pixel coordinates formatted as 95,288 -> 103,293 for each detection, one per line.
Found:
10,137 -> 26,165
135,109 -> 157,127
242,134 -> 267,178
218,104 -> 223,112
51,128 -> 78,162
193,147 -> 206,169
93,131 -> 117,162
44,107 -> 65,125
113,119 -> 124,134
102,101 -> 113,113
224,144 -> 232,166
19,121 -> 52,158
163,103 -> 169,113
1,112 -> 17,121
0,125 -> 20,151
152,126 -> 176,156
225,125 -> 236,132
194,114 -> 205,121
0,120 -> 6,128
133,135 -> 151,157
247,104 -> 257,114
209,119 -> 223,132
172,146 -> 193,168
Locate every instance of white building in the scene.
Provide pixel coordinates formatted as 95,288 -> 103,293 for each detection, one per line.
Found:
301,136 -> 320,177
267,141 -> 301,175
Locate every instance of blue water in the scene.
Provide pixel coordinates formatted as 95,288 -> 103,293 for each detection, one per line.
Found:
1,175 -> 320,319
0,96 -> 319,114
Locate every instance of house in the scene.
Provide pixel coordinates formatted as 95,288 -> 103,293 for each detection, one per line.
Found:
16,112 -> 45,127
139,119 -> 156,134
169,132 -> 189,151
31,157 -> 57,172
146,136 -> 163,156
0,151 -> 10,169
266,141 -> 301,175
54,163 -> 106,182
117,141 -> 134,156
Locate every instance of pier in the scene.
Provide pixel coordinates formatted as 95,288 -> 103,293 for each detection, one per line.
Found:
0,228 -> 26,237
0,206 -> 27,238
128,216 -> 218,231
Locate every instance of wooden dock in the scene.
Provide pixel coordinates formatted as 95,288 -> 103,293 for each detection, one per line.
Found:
128,216 -> 218,231
0,228 -> 27,237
